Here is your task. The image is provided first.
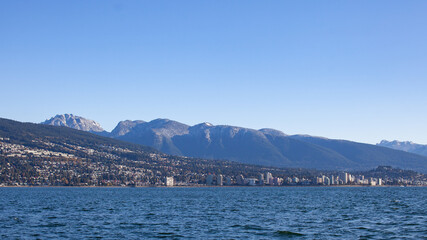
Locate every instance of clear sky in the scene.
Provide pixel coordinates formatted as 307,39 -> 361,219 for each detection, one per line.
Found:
1,1 -> 427,144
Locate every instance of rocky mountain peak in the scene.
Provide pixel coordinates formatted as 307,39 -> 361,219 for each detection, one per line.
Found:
42,114 -> 104,132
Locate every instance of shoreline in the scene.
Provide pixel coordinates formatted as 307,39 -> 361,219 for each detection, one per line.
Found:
1,185 -> 424,188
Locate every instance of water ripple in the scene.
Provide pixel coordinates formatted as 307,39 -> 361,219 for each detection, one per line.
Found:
0,187 -> 426,239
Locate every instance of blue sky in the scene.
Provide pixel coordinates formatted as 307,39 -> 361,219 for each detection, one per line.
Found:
1,1 -> 427,144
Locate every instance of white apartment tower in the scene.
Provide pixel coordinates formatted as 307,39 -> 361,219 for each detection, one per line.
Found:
165,177 -> 174,187
217,174 -> 223,186
266,172 -> 273,185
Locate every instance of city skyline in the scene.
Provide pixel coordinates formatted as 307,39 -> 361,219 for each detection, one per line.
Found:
1,1 -> 427,144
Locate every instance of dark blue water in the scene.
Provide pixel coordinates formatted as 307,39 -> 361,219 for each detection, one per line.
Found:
0,187 -> 426,239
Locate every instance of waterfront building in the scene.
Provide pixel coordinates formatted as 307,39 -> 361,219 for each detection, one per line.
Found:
236,175 -> 245,185
273,177 -> 282,186
324,177 -> 330,185
293,177 -> 299,183
258,173 -> 264,185
165,177 -> 174,187
338,172 -> 349,184
247,178 -> 257,186
225,176 -> 232,186
349,174 -> 355,183
266,172 -> 273,185
206,174 -> 214,185
217,174 -> 223,186
301,179 -> 311,185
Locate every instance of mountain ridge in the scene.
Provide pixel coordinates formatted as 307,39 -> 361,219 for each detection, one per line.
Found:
41,114 -> 427,172
377,140 -> 427,157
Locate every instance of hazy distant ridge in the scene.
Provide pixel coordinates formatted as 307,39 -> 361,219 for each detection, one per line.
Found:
377,140 -> 427,157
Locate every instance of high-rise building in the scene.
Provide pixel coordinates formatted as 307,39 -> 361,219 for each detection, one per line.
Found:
293,177 -> 299,183
339,172 -> 349,184
348,173 -> 355,183
266,172 -> 273,185
206,174 -> 214,186
258,173 -> 264,185
370,178 -> 377,186
273,177 -> 283,186
225,176 -> 232,186
324,177 -> 331,185
165,177 -> 174,187
236,175 -> 245,185
217,174 -> 223,186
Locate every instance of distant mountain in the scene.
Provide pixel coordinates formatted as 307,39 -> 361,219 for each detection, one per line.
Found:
116,119 -> 190,155
110,120 -> 145,138
112,119 -> 427,172
290,135 -> 427,173
377,140 -> 427,157
42,114 -> 105,133
41,114 -> 427,172
113,120 -> 343,168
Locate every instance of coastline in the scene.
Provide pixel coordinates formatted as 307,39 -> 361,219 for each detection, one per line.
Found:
1,185 -> 423,188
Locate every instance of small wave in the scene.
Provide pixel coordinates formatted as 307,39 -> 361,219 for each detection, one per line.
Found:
275,230 -> 304,236
242,224 -> 267,231
119,222 -> 148,230
155,232 -> 184,238
38,223 -> 66,228
404,223 -> 418,226
131,222 -> 145,226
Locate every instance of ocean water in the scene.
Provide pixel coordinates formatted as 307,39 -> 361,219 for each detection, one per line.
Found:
0,187 -> 425,239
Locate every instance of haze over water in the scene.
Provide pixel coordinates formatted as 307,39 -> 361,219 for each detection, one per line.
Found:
1,187 -> 425,239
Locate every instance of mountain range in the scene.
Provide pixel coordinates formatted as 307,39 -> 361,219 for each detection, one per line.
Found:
377,140 -> 427,157
41,114 -> 427,172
